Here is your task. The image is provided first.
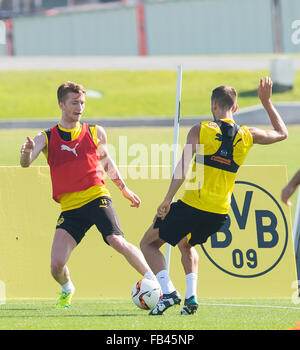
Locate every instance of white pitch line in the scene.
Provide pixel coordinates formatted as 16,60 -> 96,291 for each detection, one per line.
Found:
198,302 -> 300,311
1,301 -> 300,311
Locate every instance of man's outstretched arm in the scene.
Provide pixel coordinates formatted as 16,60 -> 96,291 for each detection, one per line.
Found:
156,124 -> 200,220
248,77 -> 288,145
20,132 -> 47,167
97,125 -> 141,208
282,169 -> 300,206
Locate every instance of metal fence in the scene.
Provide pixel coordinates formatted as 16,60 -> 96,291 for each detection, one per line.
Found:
0,0 -> 299,56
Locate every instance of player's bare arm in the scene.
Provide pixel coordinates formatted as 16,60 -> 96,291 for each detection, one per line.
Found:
96,125 -> 141,208
20,132 -> 47,167
156,124 -> 200,220
282,169 -> 300,206
248,77 -> 288,145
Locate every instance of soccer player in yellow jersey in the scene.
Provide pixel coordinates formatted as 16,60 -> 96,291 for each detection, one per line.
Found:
20,81 -> 156,308
140,77 -> 288,315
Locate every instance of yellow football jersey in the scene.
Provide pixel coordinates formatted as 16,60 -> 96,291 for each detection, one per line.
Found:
181,119 -> 253,214
43,123 -> 111,212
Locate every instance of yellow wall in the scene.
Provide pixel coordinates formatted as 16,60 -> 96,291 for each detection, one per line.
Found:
190,166 -> 297,298
0,165 -> 297,299
0,166 -> 173,299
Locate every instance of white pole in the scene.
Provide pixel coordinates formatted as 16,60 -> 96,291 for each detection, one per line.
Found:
165,64 -> 183,272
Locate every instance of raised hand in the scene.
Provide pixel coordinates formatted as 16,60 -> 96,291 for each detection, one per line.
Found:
21,136 -> 35,154
258,76 -> 273,105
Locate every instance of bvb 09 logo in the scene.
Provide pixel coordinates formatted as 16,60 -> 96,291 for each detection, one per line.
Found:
201,181 -> 289,278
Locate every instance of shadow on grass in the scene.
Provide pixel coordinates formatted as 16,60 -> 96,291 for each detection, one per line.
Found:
239,89 -> 258,98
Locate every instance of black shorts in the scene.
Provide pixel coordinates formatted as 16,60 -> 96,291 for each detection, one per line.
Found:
56,196 -> 124,245
154,200 -> 228,247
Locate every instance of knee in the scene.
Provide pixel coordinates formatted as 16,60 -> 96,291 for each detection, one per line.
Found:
140,235 -> 160,254
51,260 -> 65,276
178,240 -> 198,260
140,226 -> 162,253
107,234 -> 127,253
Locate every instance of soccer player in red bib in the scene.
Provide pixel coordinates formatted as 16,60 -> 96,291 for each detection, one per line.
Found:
20,81 -> 156,308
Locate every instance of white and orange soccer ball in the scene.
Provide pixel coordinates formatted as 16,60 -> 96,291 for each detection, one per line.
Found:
131,279 -> 162,310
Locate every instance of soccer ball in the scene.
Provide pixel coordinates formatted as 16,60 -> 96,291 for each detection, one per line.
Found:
131,279 -> 161,310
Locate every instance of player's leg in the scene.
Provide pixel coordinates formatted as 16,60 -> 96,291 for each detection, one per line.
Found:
141,200 -> 190,286
52,207 -> 89,287
51,228 -> 77,308
178,236 -> 199,296
177,237 -> 199,315
106,234 -> 155,280
140,223 -> 167,274
140,223 -> 181,315
140,223 -> 179,295
51,228 -> 77,285
93,197 -> 156,281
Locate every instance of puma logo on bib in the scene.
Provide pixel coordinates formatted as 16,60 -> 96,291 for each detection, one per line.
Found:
61,143 -> 79,157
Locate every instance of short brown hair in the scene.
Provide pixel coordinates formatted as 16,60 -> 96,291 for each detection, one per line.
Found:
211,86 -> 237,111
57,81 -> 86,103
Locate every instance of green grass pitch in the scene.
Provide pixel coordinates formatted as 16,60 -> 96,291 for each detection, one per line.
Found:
1,70 -> 300,119
1,299 -> 300,330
